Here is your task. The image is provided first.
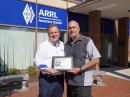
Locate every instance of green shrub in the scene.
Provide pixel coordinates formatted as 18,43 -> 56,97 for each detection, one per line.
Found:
8,68 -> 20,75
27,65 -> 38,77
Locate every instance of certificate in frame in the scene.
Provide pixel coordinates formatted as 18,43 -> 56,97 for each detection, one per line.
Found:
52,56 -> 73,71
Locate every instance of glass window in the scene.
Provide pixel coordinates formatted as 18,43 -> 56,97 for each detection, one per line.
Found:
0,26 -> 48,70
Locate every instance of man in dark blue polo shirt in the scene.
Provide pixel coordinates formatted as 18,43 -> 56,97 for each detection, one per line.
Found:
65,20 -> 101,97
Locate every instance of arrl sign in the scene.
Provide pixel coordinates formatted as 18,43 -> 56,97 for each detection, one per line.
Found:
23,4 -> 35,25
0,1 -> 67,30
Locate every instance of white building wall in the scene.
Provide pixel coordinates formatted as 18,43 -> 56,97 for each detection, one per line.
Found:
0,27 -> 48,70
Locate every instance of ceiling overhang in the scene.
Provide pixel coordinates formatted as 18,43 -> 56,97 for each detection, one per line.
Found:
68,0 -> 130,19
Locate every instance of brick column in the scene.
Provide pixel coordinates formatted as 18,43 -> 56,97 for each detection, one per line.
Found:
118,17 -> 129,67
89,10 -> 101,50
128,36 -> 130,65
112,20 -> 118,65
128,18 -> 130,66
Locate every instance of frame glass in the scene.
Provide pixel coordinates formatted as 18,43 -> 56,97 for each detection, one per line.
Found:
52,56 -> 73,71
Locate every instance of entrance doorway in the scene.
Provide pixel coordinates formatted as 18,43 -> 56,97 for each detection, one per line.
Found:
101,35 -> 113,66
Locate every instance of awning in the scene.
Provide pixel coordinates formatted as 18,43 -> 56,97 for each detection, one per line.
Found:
68,0 -> 130,19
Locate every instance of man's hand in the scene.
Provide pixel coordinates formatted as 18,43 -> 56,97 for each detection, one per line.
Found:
69,68 -> 80,75
45,68 -> 59,75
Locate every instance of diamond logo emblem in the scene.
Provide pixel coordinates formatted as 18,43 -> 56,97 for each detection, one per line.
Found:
23,4 -> 35,25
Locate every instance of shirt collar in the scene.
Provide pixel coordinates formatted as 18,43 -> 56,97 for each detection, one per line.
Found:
48,39 -> 60,47
69,34 -> 83,44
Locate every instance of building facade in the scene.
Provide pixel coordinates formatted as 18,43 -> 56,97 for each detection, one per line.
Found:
0,0 -> 70,70
68,0 -> 130,68
0,0 -> 130,71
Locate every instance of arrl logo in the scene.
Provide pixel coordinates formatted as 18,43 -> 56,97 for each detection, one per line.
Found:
23,4 -> 35,25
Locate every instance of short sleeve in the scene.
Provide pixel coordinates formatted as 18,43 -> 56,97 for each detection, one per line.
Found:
86,39 -> 101,59
34,43 -> 47,67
